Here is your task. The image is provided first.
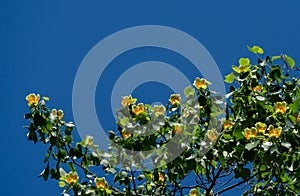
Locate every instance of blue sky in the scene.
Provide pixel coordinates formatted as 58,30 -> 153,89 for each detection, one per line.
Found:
1,0 -> 300,195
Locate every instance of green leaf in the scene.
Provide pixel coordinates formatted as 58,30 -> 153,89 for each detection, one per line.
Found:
33,113 -> 46,127
233,129 -> 244,141
39,162 -> 50,181
58,181 -> 66,188
234,166 -> 251,180
247,45 -> 264,54
239,58 -> 250,66
257,47 -> 264,54
223,134 -> 232,140
269,65 -> 283,82
285,55 -> 295,68
272,55 -> 281,61
225,73 -> 235,83
68,162 -> 76,172
184,86 -> 195,97
232,65 -> 241,73
245,140 -> 260,151
43,147 -> 52,163
42,96 -> 50,101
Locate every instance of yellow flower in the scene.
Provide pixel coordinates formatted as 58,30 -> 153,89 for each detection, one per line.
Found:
121,130 -> 131,139
169,94 -> 181,105
252,84 -> 263,92
52,109 -> 57,115
243,127 -> 257,140
121,95 -> 137,107
275,102 -> 287,114
207,128 -> 219,141
132,103 -> 146,115
190,189 -> 199,196
174,124 -> 183,134
153,105 -> 165,116
223,120 -> 233,130
95,177 -> 109,190
25,93 -> 40,106
158,173 -> 164,182
297,113 -> 300,123
232,64 -> 251,74
57,109 -> 64,120
255,122 -> 267,134
268,125 -> 282,138
65,172 -> 78,184
193,77 -> 211,90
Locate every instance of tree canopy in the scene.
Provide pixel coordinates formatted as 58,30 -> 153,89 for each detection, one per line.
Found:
24,46 -> 300,195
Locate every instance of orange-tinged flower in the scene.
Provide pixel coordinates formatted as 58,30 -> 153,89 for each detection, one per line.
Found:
268,125 -> 282,138
243,127 -> 257,140
252,84 -> 263,92
223,120 -> 233,130
121,130 -> 131,139
193,77 -> 211,90
275,102 -> 287,114
95,177 -> 109,190
25,93 -> 40,106
121,95 -> 137,107
207,128 -> 219,141
153,105 -> 165,116
190,189 -> 199,196
255,122 -> 267,134
132,103 -> 146,115
169,94 -> 181,105
297,115 -> 300,123
65,172 -> 78,184
174,124 -> 183,134
158,173 -> 164,182
57,109 -> 64,120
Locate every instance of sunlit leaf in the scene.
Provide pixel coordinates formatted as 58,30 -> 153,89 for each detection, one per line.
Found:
284,55 -> 295,68
225,73 -> 235,83
239,58 -> 250,66
184,86 -> 195,97
58,181 -> 66,188
247,45 -> 264,54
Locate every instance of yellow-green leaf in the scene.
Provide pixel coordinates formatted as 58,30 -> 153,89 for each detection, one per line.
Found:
232,65 -> 241,73
272,55 -> 281,61
42,96 -> 50,101
247,45 -> 264,54
284,55 -> 295,68
184,86 -> 195,97
225,73 -> 235,83
59,181 -> 66,188
239,58 -> 250,66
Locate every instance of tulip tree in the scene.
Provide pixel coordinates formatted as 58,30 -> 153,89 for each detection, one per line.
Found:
24,46 -> 300,195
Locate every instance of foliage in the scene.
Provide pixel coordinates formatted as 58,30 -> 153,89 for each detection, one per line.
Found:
24,45 -> 300,195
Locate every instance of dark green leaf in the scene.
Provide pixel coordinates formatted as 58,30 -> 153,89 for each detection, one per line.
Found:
39,162 -> 50,181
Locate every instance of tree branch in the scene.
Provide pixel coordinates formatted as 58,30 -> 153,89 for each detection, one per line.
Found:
206,165 -> 223,195
214,175 -> 256,195
130,167 -> 139,195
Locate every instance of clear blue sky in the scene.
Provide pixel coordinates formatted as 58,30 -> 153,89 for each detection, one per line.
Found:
1,0 -> 300,195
